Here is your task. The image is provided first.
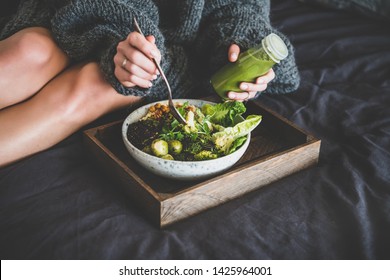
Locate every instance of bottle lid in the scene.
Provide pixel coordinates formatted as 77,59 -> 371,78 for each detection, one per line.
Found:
261,33 -> 288,63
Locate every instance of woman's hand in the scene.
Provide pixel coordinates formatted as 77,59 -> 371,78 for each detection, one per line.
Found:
225,44 -> 275,101
114,32 -> 161,89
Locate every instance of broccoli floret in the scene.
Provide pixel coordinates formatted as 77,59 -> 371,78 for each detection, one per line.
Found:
185,141 -> 203,154
194,150 -> 218,161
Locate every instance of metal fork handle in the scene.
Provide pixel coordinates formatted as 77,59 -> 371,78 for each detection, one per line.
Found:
133,17 -> 187,125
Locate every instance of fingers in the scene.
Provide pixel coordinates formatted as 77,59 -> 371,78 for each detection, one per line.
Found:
124,33 -> 160,74
227,69 -> 276,101
227,91 -> 257,101
146,35 -> 156,44
115,59 -> 157,88
114,32 -> 161,88
257,68 -> 275,84
127,32 -> 161,63
228,44 -> 240,62
238,80 -> 267,93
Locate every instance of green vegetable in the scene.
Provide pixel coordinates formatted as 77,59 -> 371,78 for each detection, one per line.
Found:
129,101 -> 262,161
168,140 -> 183,155
185,141 -> 203,155
228,136 -> 248,154
194,150 -> 218,161
201,101 -> 246,127
161,154 -> 174,160
151,139 -> 169,157
212,115 -> 262,154
142,145 -> 153,155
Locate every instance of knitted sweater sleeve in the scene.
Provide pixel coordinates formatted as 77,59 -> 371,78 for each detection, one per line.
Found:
50,0 -> 168,99
196,0 -> 300,95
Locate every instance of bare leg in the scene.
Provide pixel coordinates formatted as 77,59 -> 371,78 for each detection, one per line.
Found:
0,27 -> 69,109
0,62 -> 142,167
0,27 -> 142,167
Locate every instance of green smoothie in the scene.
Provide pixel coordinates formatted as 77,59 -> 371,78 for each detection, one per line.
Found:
210,33 -> 288,100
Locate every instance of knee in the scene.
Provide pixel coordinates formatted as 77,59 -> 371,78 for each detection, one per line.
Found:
13,27 -> 59,67
56,63 -> 116,122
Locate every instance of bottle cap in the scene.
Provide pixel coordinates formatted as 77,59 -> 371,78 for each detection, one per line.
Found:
262,33 -> 288,63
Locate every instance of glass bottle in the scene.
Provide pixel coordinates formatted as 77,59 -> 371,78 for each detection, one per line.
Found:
210,33 -> 289,100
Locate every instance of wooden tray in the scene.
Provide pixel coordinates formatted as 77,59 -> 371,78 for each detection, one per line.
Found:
83,100 -> 321,228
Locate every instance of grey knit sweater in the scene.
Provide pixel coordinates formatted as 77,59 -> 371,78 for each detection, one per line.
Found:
0,0 -> 300,102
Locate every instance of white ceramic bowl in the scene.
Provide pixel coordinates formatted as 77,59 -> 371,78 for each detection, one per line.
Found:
122,99 -> 250,181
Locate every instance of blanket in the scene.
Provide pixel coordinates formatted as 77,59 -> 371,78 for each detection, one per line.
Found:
1,0 -> 389,259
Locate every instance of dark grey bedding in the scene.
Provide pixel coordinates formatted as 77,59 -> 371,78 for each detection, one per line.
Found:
1,0 -> 389,259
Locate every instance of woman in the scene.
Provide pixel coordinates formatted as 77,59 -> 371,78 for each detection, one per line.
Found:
0,0 -> 300,167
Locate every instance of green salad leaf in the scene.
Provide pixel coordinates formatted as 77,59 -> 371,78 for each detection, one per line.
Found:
212,115 -> 262,154
201,101 -> 246,127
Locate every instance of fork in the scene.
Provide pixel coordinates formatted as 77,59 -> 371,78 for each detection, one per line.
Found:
133,17 -> 187,125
